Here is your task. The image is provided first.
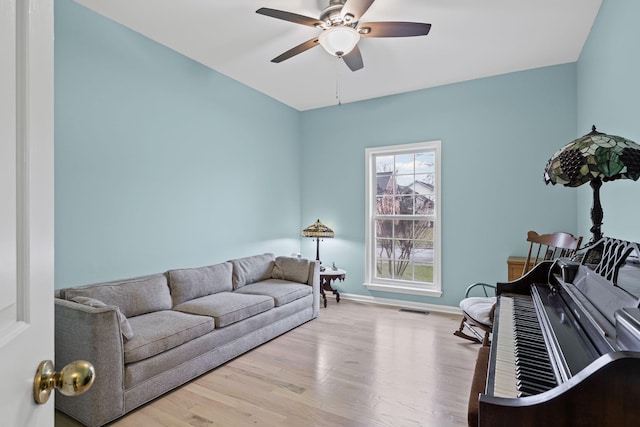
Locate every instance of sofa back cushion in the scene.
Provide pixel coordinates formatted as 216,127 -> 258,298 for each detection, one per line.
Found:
272,256 -> 310,284
62,273 -> 171,318
230,253 -> 275,289
167,262 -> 233,306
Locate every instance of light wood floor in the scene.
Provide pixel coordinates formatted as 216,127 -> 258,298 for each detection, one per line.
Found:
56,300 -> 479,427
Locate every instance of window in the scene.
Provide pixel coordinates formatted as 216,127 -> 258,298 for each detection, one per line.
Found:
365,141 -> 441,297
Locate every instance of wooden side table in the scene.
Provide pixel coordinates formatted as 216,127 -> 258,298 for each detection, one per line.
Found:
507,256 -> 536,281
319,268 -> 345,308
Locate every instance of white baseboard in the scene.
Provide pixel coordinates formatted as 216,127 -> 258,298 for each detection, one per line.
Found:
328,292 -> 462,315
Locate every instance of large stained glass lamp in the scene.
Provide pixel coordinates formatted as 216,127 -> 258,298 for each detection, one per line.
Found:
301,219 -> 334,262
544,125 -> 640,243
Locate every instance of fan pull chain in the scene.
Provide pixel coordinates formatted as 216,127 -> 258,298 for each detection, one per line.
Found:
335,56 -> 341,106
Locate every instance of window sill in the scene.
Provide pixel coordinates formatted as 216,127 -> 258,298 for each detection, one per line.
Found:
364,282 -> 442,298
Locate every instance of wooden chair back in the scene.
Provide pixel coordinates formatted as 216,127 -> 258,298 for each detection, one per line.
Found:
522,230 -> 582,276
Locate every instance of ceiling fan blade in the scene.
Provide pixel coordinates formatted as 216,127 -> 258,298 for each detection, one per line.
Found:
271,37 -> 320,63
342,45 -> 364,72
341,0 -> 375,23
359,22 -> 431,38
256,8 -> 324,28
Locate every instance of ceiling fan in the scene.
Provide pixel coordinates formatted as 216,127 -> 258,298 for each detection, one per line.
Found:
256,0 -> 431,72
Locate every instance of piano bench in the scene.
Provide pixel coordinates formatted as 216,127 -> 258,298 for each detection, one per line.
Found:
468,345 -> 490,427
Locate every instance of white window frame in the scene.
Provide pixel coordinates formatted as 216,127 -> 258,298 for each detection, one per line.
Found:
364,141 -> 442,297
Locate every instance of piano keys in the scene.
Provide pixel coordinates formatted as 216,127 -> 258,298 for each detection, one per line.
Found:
471,237 -> 640,427
492,293 -> 559,398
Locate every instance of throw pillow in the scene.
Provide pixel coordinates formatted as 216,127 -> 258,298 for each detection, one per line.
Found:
71,296 -> 134,340
272,256 -> 310,283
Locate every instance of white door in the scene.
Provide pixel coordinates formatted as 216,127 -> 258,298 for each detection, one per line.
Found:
0,0 -> 55,426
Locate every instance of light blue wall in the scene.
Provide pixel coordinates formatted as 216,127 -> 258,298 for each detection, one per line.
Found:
577,0 -> 640,243
55,0 -> 302,288
300,65 -> 578,307
55,0 -> 582,308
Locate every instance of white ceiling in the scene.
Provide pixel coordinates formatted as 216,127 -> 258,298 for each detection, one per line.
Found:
74,0 -> 602,111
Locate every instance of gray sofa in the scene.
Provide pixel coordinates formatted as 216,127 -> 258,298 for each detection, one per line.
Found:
54,253 -> 319,427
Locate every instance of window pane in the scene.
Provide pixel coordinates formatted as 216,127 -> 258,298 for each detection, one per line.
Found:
393,238 -> 414,260
376,155 -> 394,173
396,195 -> 414,215
376,234 -> 393,251
413,240 -> 434,268
415,195 -> 434,214
423,173 -> 436,187
414,220 -> 433,239
393,260 -> 412,280
376,173 -> 393,196
375,219 -> 394,238
376,195 -> 395,214
413,239 -> 434,252
414,174 -> 434,195
395,153 -> 414,175
376,259 -> 393,279
395,221 -> 414,239
395,175 -> 413,187
414,263 -> 434,282
415,152 -> 434,174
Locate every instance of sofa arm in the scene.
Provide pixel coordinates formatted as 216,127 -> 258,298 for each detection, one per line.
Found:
55,298 -> 126,427
307,260 -> 320,318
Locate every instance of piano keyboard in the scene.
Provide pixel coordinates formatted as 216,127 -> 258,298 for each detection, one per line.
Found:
492,294 -> 558,398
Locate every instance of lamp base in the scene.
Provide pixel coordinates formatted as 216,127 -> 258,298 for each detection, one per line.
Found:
589,177 -> 603,244
315,238 -> 321,263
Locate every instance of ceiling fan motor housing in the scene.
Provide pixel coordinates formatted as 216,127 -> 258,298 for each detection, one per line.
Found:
320,0 -> 353,27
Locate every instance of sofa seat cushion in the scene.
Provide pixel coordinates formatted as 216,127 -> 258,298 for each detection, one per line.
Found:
124,310 -> 215,364
234,279 -> 312,307
173,292 -> 274,328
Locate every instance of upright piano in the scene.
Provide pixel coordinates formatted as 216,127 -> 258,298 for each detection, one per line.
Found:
470,237 -> 640,426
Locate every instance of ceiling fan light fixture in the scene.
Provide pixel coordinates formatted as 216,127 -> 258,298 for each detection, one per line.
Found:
318,26 -> 360,57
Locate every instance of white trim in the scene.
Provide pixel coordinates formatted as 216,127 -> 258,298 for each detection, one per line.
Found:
332,292 -> 461,316
364,282 -> 442,297
364,140 -> 442,294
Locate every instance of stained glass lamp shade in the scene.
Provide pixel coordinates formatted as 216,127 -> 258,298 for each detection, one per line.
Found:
544,125 -> 640,242
301,219 -> 334,262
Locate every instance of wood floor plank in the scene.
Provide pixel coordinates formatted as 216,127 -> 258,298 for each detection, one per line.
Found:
55,301 -> 477,427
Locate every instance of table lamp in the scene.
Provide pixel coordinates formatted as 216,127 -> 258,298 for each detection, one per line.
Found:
544,125 -> 640,244
301,219 -> 334,262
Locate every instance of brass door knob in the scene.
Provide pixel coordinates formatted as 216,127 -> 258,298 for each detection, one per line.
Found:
33,360 -> 95,404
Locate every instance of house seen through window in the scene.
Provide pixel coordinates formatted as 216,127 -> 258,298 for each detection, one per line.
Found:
365,141 -> 441,297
